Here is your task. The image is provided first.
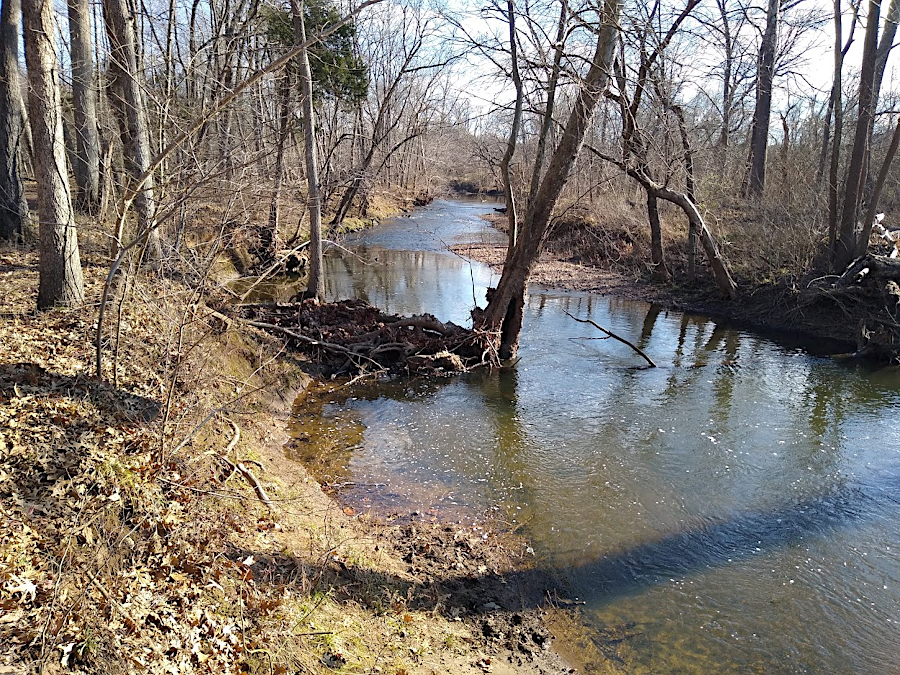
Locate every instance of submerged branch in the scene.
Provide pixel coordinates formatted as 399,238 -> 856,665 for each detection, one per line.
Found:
564,311 -> 657,367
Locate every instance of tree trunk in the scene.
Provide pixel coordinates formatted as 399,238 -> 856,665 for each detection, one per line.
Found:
68,0 -> 100,212
22,0 -> 85,308
834,0 -> 881,270
744,0 -> 780,196
292,0 -> 325,300
499,0 -> 524,255
478,0 -> 621,360
103,0 -> 162,262
267,69 -> 292,257
857,115 -> 900,256
0,0 -> 28,243
647,189 -> 667,278
827,0 -> 846,252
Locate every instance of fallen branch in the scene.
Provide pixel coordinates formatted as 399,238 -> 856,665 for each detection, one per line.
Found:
242,319 -> 384,371
221,457 -> 273,507
564,311 -> 657,367
237,240 -> 311,303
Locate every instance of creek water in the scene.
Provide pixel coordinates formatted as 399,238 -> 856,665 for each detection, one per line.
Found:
289,199 -> 900,673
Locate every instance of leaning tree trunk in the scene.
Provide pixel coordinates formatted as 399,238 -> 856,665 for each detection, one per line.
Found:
68,0 -> 100,212
292,0 -> 325,300
22,0 -> 85,308
0,0 -> 28,243
499,0 -> 524,255
103,0 -> 162,262
478,0 -> 621,360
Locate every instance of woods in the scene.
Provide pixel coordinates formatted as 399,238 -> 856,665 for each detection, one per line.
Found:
0,0 -> 897,319
7,0 -> 900,672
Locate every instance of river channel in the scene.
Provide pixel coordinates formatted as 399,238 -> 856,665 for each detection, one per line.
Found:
288,199 -> 900,673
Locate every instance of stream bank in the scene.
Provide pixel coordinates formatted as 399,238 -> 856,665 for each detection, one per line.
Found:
0,246 -> 590,675
451,236 -> 900,360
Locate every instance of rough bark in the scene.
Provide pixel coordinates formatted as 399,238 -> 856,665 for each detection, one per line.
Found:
292,0 -> 325,300
499,0 -> 524,255
827,0 -> 849,251
834,0 -> 881,270
647,189 -> 666,278
478,0 -> 620,360
22,0 -> 85,308
68,0 -> 100,212
103,0 -> 162,261
744,0 -> 781,196
0,0 -> 28,242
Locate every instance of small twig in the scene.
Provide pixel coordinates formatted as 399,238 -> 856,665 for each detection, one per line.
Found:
564,310 -> 657,367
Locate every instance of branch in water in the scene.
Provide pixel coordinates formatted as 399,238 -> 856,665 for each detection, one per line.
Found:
564,311 -> 657,368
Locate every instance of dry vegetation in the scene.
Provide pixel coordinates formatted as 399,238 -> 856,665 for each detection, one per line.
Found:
0,235 -> 597,674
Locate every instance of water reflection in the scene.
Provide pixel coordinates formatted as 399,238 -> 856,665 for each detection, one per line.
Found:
289,200 -> 900,673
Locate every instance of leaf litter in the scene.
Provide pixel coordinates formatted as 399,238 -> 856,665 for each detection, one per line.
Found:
1,249 -> 599,675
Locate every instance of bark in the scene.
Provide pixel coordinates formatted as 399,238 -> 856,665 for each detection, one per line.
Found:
647,189 -> 666,277
857,116 -> 900,256
68,0 -> 100,212
0,0 -> 27,242
22,0 -> 85,308
834,0 -> 881,270
873,0 -> 900,101
527,0 -> 567,207
827,0 -> 849,251
744,0 -> 781,196
103,0 -> 162,262
292,0 -> 325,300
499,0 -> 524,255
479,0 -> 620,360
267,69 -> 292,255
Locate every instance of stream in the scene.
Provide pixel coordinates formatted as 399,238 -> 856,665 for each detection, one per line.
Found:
287,199 -> 900,673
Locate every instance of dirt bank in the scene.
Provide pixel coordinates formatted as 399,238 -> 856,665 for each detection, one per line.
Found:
1,247 -> 597,674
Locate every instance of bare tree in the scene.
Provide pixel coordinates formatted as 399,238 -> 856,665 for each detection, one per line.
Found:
0,0 -> 28,242
476,0 -> 620,360
68,0 -> 101,212
833,0 -> 881,270
22,0 -> 85,308
103,0 -> 162,262
292,0 -> 325,300
744,0 -> 781,196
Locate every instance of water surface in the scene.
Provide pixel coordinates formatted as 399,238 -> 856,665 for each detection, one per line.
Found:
291,199 -> 900,673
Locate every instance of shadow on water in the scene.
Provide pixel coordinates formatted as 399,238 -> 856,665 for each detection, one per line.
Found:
291,369 -> 900,615
563,470 -> 900,607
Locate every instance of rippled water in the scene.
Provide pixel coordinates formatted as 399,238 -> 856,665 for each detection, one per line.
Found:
290,199 -> 900,673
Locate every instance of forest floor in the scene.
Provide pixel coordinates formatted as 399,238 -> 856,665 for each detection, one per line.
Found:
0,247 -> 617,675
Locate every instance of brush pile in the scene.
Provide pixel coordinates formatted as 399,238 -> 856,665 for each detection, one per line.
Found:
238,298 -> 496,376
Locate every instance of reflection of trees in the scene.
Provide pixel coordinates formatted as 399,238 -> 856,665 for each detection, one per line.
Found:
325,246 -> 487,322
467,368 -> 537,528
